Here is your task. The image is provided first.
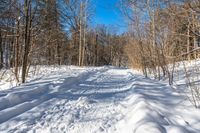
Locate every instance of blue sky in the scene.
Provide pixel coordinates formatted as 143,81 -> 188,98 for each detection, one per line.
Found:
92,0 -> 127,34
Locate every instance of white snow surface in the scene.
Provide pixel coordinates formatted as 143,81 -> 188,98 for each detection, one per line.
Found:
0,66 -> 200,133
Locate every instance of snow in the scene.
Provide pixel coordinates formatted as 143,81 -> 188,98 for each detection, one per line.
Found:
0,66 -> 200,133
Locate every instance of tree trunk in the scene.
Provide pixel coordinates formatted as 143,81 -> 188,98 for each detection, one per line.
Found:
187,21 -> 190,61
94,34 -> 98,66
81,8 -> 86,66
78,2 -> 83,66
0,30 -> 3,69
22,0 -> 31,83
15,18 -> 20,82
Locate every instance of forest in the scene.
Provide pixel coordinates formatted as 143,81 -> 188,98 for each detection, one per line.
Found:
1,0 -> 200,84
0,0 -> 127,83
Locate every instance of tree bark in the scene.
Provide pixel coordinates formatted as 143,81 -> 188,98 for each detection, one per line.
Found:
187,21 -> 190,61
78,2 -> 83,66
0,30 -> 3,69
22,0 -> 31,83
15,17 -> 20,82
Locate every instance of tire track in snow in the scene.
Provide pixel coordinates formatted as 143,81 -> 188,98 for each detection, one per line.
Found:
1,67 -> 199,133
1,67 -> 136,132
0,69 -> 91,124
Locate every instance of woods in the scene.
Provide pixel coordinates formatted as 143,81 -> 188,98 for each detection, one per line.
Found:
121,0 -> 200,84
1,0 -> 200,85
0,0 -> 126,83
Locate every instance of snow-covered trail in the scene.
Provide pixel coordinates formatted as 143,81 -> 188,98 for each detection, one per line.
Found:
0,67 -> 200,133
